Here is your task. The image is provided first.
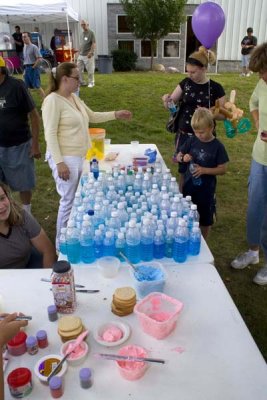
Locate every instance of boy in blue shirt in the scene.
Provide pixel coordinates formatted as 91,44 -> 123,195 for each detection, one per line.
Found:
177,108 -> 229,239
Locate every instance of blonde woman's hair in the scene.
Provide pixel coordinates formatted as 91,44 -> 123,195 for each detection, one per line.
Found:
191,108 -> 214,131
0,182 -> 23,225
187,46 -> 216,68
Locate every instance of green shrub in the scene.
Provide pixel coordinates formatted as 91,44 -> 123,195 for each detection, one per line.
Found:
111,49 -> 138,71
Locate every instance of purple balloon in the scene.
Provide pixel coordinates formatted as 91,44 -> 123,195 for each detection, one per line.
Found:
192,2 -> 225,49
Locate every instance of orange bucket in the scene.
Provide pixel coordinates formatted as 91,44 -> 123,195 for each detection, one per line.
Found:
86,128 -> 106,160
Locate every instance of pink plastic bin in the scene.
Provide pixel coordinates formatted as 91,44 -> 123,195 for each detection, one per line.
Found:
134,292 -> 183,339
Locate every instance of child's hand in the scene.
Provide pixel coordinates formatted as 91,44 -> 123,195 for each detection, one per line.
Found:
183,154 -> 192,163
0,313 -> 28,347
191,164 -> 204,178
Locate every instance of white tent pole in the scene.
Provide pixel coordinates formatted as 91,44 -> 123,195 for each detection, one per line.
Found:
65,10 -> 72,61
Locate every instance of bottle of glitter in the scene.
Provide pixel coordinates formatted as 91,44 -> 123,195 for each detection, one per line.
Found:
49,376 -> 63,398
51,260 -> 77,313
26,336 -> 38,355
79,368 -> 93,389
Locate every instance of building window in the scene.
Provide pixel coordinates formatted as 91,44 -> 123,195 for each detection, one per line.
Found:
117,15 -> 131,33
163,40 -> 180,58
118,40 -> 135,52
141,40 -> 157,58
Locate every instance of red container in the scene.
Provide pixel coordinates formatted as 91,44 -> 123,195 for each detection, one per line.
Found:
7,331 -> 27,356
7,368 -> 32,397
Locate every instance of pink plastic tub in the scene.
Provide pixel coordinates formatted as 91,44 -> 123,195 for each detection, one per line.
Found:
134,292 -> 183,339
116,345 -> 149,380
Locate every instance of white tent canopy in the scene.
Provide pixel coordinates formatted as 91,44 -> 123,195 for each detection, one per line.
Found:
0,0 -> 79,24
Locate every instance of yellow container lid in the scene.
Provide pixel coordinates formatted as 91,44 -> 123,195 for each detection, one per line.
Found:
88,128 -> 106,140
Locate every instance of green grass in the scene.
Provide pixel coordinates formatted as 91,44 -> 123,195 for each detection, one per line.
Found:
29,71 -> 267,359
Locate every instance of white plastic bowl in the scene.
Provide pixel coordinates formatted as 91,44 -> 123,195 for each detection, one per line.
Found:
34,354 -> 67,384
94,321 -> 131,347
60,339 -> 89,366
97,256 -> 120,278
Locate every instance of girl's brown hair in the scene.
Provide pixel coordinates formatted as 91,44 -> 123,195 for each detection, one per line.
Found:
0,182 -> 23,225
45,62 -> 77,96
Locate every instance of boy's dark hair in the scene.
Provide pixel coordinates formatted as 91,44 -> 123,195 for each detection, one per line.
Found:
15,25 -> 20,30
247,27 -> 253,33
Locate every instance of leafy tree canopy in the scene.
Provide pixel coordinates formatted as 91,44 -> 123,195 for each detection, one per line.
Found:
120,0 -> 187,40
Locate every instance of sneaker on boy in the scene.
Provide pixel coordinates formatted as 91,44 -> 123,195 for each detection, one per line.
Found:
231,251 -> 259,269
253,266 -> 267,285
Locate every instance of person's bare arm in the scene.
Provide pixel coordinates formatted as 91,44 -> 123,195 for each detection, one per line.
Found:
29,108 -> 41,159
30,229 -> 57,268
162,85 -> 183,109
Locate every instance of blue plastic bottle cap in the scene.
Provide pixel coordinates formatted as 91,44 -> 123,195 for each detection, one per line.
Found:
36,330 -> 47,340
79,368 -> 92,380
49,376 -> 62,390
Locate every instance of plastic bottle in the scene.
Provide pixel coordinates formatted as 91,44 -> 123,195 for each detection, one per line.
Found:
115,232 -> 126,260
109,211 -> 121,235
169,177 -> 179,195
94,229 -> 104,259
140,218 -> 154,261
117,202 -> 129,226
80,221 -> 95,264
188,204 -> 199,231
36,330 -> 48,349
165,228 -> 174,258
153,229 -> 165,259
103,231 -> 115,256
142,175 -> 151,193
167,99 -> 177,114
189,161 -> 202,186
166,211 -> 177,232
94,204 -> 105,228
58,227 -> 67,255
49,376 -> 63,398
125,219 -> 141,263
26,336 -> 38,355
188,226 -> 201,256
133,174 -> 143,194
75,205 -> 85,229
51,260 -> 77,313
106,185 -> 117,203
79,368 -> 93,389
173,219 -> 189,263
160,193 -> 171,217
90,158 -> 99,180
117,172 -> 126,193
66,220 -> 80,264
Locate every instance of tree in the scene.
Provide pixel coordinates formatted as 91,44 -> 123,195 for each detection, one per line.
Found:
120,0 -> 187,69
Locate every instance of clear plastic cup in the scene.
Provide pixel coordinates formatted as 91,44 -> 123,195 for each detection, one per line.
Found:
97,256 -> 120,278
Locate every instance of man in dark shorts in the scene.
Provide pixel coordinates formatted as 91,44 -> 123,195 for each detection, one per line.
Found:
0,56 -> 41,213
22,32 -> 45,99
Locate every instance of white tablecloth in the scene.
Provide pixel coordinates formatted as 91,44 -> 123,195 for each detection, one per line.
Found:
1,264 -> 267,400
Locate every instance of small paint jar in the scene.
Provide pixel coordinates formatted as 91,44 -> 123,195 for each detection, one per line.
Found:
7,367 -> 32,398
79,368 -> 93,389
26,336 -> 38,355
7,331 -> 27,356
47,304 -> 58,322
49,376 -> 63,398
36,330 -> 48,349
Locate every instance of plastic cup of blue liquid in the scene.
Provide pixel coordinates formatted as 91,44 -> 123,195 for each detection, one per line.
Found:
130,262 -> 166,298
